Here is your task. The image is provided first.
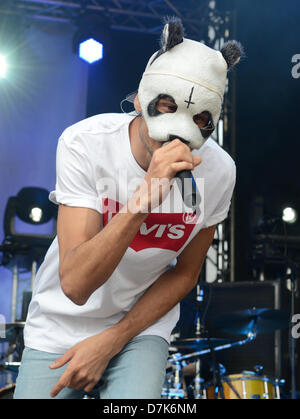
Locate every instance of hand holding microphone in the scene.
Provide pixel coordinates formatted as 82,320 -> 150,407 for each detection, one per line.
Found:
164,137 -> 202,214
143,138 -> 202,212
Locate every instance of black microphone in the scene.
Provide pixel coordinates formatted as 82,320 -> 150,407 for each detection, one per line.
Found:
175,169 -> 199,213
166,136 -> 200,214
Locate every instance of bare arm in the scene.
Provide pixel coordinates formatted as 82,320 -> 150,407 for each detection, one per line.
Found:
58,204 -> 148,305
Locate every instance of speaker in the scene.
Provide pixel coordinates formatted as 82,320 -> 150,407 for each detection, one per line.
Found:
175,280 -> 299,394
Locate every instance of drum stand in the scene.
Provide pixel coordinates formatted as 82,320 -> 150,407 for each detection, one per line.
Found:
211,347 -> 225,399
193,283 -> 205,399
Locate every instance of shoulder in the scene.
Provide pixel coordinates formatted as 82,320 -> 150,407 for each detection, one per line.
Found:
59,113 -> 135,149
199,138 -> 235,171
193,138 -> 236,181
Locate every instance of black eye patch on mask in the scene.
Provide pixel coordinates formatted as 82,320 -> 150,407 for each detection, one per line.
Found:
200,127 -> 215,139
147,94 -> 177,117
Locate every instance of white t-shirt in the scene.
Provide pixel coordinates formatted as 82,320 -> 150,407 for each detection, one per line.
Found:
24,113 -> 236,354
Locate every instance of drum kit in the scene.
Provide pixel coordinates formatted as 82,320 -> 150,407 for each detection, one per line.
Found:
162,306 -> 290,399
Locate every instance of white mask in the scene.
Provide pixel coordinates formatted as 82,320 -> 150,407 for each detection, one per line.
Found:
138,18 -> 243,150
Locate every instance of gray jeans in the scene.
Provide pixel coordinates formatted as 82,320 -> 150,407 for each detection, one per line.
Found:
14,335 -> 169,399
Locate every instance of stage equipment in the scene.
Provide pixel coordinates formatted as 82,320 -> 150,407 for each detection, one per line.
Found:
213,308 -> 290,335
72,13 -> 110,63
0,1 -> 231,40
282,207 -> 297,224
79,38 -> 103,64
0,188 -> 56,389
1,187 -> 57,322
173,280 -> 296,397
203,371 -> 281,399
165,302 -> 289,399
250,196 -> 300,398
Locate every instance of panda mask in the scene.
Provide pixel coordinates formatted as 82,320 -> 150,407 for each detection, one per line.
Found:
137,18 -> 243,150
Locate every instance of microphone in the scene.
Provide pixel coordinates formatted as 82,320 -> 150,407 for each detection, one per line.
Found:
165,136 -> 200,214
176,169 -> 199,213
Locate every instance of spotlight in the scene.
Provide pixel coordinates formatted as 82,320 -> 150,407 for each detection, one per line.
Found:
29,207 -> 43,223
4,187 -> 57,237
73,13 -> 110,64
79,38 -> 103,64
282,207 -> 297,224
0,54 -> 7,78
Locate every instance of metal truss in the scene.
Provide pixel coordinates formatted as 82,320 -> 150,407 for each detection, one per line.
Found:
0,0 -> 232,44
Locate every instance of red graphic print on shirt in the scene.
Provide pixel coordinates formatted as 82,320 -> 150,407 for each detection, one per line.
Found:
102,198 -> 198,252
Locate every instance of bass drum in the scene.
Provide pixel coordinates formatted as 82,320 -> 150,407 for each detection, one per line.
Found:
203,373 -> 281,399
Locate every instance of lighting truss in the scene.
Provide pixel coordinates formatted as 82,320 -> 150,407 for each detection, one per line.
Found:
0,0 -> 232,45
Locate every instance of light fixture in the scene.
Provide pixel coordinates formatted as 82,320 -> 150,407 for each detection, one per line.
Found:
29,207 -> 43,223
4,187 -> 57,239
2,188 -> 58,325
79,38 -> 103,64
282,207 -> 297,224
72,13 -> 110,64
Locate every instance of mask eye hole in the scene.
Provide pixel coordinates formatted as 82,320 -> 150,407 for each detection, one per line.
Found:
156,95 -> 178,114
193,111 -> 214,130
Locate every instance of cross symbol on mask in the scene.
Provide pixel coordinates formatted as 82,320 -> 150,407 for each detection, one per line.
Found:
184,87 -> 195,108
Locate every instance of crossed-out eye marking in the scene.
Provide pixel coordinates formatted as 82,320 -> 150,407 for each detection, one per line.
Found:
184,87 -> 195,108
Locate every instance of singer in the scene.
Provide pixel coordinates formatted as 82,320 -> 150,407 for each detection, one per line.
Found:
14,17 -> 242,399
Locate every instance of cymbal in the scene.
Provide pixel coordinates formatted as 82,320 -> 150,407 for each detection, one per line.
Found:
213,308 -> 290,335
172,337 -> 231,351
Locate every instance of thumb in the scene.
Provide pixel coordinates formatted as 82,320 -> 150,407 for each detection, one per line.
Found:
49,350 -> 73,369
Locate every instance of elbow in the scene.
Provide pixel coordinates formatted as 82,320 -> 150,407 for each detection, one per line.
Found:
59,271 -> 88,306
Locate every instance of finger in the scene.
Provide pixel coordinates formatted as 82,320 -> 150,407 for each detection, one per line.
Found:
49,351 -> 73,370
84,381 -> 97,394
169,161 -> 194,175
72,378 -> 87,391
50,373 -> 71,398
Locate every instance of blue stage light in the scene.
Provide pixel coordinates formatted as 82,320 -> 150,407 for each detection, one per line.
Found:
79,38 -> 103,64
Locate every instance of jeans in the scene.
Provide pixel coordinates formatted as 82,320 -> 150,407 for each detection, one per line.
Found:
13,335 -> 169,399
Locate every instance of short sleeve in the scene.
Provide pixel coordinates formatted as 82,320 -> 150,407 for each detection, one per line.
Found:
49,135 -> 99,212
204,162 -> 236,228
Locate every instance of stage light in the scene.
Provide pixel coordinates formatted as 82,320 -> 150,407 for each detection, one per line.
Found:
29,207 -> 43,223
282,207 -> 297,224
79,38 -> 103,64
4,187 -> 57,235
0,54 -> 7,78
72,13 -> 110,64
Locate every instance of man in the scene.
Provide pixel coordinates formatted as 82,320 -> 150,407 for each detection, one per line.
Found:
14,18 -> 243,399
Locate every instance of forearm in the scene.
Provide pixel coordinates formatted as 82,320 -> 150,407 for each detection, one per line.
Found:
60,202 -> 148,305
111,268 -> 198,349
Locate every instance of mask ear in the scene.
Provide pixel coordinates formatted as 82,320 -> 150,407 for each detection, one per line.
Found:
160,17 -> 184,52
221,40 -> 244,69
